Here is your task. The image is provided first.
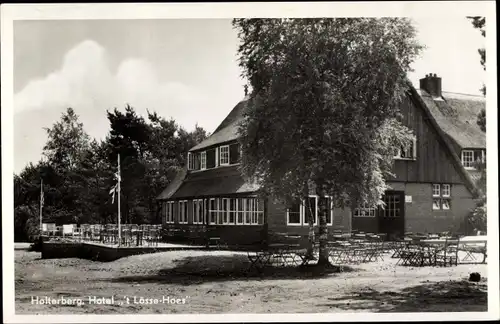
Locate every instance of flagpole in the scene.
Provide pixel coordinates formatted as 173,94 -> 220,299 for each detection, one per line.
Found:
117,154 -> 121,246
39,179 -> 43,238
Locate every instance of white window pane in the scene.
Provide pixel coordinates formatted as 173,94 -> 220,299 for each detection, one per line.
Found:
432,199 -> 441,210
432,184 -> 440,197
442,184 -> 451,197
442,199 -> 450,210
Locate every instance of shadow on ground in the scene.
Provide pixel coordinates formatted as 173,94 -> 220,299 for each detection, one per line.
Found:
107,254 -> 359,285
317,279 -> 488,312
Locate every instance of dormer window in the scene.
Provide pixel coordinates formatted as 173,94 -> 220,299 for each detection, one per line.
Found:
191,143 -> 241,171
394,137 -> 417,160
461,150 -> 474,169
187,153 -> 194,170
200,151 -> 207,170
219,145 -> 230,165
461,149 -> 484,169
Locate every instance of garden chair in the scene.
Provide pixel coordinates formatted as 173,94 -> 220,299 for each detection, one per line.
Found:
435,237 -> 459,267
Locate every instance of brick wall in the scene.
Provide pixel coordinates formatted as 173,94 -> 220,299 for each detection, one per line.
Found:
387,182 -> 475,234
266,198 -> 351,237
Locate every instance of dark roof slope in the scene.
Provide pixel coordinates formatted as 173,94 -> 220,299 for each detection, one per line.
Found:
418,90 -> 486,149
156,168 -> 188,200
169,165 -> 259,199
189,96 -> 250,152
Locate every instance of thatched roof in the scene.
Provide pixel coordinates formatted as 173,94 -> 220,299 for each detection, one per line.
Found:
418,90 -> 486,150
189,96 -> 251,152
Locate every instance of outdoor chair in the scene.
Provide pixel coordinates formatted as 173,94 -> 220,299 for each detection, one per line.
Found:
62,224 -> 75,237
41,223 -> 48,236
435,238 -> 459,267
327,241 -> 354,265
46,223 -> 57,236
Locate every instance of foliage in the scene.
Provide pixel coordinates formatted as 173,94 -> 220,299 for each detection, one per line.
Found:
14,105 -> 207,241
234,18 -> 422,264
467,16 -> 486,130
43,108 -> 91,172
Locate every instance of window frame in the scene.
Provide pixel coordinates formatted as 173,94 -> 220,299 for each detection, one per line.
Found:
286,200 -> 303,226
432,184 -> 441,197
192,199 -> 204,224
219,145 -> 230,166
236,198 -> 245,225
200,151 -> 207,170
187,152 -> 194,170
394,136 -> 417,160
432,184 -> 451,211
286,195 -> 334,226
208,198 -> 217,224
461,150 -> 475,169
442,184 -> 451,198
353,202 -> 377,218
165,201 -> 175,224
178,200 -> 188,224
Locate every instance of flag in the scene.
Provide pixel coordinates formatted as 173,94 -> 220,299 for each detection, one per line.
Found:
40,179 -> 44,208
109,184 -> 117,204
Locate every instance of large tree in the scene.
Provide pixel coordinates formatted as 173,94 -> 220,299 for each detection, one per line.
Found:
467,16 -> 486,131
234,18 -> 421,266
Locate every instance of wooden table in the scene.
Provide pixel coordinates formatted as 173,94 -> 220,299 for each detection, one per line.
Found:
248,243 -> 309,270
411,237 -> 487,264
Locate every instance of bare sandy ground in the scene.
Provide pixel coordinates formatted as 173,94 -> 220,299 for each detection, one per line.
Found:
15,250 -> 487,314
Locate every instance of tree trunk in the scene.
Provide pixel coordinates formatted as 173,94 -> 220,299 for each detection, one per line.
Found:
304,184 -> 315,259
316,187 -> 330,266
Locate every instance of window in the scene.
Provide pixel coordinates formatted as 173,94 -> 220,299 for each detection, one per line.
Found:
205,197 -> 262,225
432,184 -> 440,197
206,149 -> 216,168
287,201 -> 302,225
193,199 -> 204,224
200,151 -> 207,170
442,184 -> 451,197
304,196 -> 318,225
219,145 -> 230,165
209,198 -> 217,224
432,199 -> 441,210
354,203 -> 377,217
432,184 -> 451,210
286,196 -> 333,226
179,200 -> 188,224
461,150 -> 475,169
165,201 -> 174,224
245,199 -> 253,224
381,195 -> 400,218
187,153 -> 194,170
229,143 -> 241,164
221,198 -> 230,224
236,198 -> 245,224
229,198 -> 236,224
395,137 -> 417,160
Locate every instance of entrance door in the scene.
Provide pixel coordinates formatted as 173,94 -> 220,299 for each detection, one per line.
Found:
378,191 -> 405,240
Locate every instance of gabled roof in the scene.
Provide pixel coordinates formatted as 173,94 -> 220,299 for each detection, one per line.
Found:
163,83 -> 481,200
189,96 -> 251,152
418,89 -> 485,149
409,86 -> 480,197
166,165 -> 259,199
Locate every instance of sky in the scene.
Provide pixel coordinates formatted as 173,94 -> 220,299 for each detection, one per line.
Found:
13,17 -> 486,174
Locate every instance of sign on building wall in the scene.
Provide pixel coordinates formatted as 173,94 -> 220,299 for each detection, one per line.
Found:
405,195 -> 412,203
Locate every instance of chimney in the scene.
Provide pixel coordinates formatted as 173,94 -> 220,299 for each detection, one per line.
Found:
419,73 -> 442,98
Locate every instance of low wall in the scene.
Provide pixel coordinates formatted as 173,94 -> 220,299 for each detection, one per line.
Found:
41,242 -> 207,262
